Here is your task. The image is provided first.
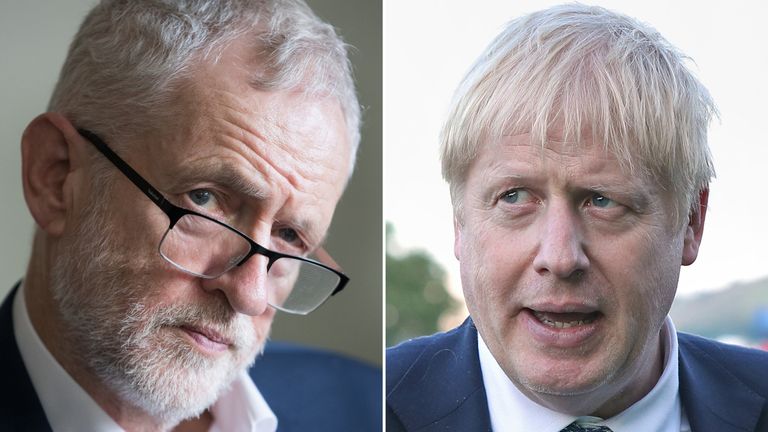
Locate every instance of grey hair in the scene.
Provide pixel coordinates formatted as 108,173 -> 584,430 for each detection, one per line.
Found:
440,3 -> 716,227
49,0 -> 360,167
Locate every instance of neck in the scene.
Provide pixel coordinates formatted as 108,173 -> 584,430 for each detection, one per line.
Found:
23,233 -> 197,431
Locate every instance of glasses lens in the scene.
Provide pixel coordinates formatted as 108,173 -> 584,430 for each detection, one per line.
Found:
268,257 -> 341,315
160,214 -> 250,278
159,214 -> 342,314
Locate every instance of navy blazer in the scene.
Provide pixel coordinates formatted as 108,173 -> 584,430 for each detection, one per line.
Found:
0,286 -> 381,431
387,317 -> 768,431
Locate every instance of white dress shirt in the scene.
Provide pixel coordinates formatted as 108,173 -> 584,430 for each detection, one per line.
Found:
12,284 -> 277,432
479,316 -> 691,431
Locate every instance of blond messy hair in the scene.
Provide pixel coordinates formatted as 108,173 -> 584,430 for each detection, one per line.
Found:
440,3 -> 716,227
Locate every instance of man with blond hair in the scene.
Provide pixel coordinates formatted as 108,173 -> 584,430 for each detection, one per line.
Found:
0,1 -> 379,430
387,4 -> 768,431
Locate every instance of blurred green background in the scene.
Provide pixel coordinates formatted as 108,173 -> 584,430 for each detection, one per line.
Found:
386,223 -> 460,347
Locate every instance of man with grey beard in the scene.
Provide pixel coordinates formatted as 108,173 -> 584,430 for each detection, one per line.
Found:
0,1 -> 379,431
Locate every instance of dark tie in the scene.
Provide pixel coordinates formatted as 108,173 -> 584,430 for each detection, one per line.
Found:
560,422 -> 613,432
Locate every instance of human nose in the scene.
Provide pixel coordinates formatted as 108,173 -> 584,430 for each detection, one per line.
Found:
532,201 -> 589,279
200,244 -> 271,316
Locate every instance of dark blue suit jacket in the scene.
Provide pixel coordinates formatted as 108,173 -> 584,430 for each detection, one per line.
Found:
387,318 -> 768,431
0,286 -> 381,431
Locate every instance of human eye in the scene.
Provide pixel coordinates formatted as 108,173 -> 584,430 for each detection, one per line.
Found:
583,192 -> 632,222
187,189 -> 216,208
587,194 -> 618,209
499,188 -> 534,205
188,189 -> 213,206
183,189 -> 232,219
272,226 -> 307,254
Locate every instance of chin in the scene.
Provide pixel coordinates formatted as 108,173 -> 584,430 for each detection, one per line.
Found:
109,329 -> 261,426
511,354 -> 616,398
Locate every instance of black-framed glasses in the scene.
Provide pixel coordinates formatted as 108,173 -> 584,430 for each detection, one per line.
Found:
77,129 -> 349,315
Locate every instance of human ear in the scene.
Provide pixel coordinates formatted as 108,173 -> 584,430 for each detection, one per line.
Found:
681,189 -> 708,266
21,113 -> 86,236
453,215 -> 462,261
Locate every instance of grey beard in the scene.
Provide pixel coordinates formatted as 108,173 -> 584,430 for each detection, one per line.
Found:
49,195 -> 264,428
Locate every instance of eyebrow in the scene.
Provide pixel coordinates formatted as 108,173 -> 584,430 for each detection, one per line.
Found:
167,161 -> 324,246
170,162 -> 269,201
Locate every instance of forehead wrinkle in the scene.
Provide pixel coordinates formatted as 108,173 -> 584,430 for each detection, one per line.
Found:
189,77 -> 291,170
200,103 -> 338,246
216,94 -> 332,196
170,160 -> 270,201
487,139 -> 648,190
259,106 -> 346,190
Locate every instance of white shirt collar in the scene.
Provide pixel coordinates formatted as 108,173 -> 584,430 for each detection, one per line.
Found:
209,370 -> 277,432
12,283 -> 277,432
479,316 -> 690,432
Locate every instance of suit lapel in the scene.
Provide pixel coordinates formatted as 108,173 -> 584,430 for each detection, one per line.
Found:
678,333 -> 765,432
389,323 -> 768,431
0,283 -> 52,431
387,318 -> 492,431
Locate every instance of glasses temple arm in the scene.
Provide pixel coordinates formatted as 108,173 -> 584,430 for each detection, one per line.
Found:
78,129 -> 176,216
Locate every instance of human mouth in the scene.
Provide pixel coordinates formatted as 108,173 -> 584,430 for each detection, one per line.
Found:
522,306 -> 603,348
179,325 -> 233,353
531,310 -> 600,328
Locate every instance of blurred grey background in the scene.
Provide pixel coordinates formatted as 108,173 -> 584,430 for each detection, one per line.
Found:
0,0 -> 382,366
